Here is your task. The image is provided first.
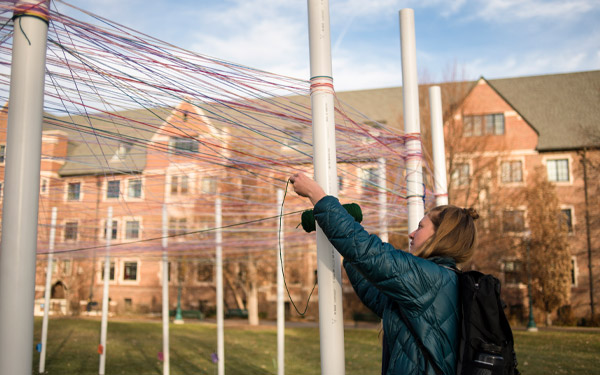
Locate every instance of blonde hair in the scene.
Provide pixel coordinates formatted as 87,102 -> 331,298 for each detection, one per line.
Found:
414,205 -> 479,264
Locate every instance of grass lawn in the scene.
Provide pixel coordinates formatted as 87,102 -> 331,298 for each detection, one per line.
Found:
31,318 -> 599,374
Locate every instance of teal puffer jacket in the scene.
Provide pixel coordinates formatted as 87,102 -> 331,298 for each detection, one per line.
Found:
314,196 -> 459,375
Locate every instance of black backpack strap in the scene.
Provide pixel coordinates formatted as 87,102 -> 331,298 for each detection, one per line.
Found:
395,301 -> 444,375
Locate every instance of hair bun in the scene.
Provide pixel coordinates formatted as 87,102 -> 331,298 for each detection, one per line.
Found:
464,207 -> 479,220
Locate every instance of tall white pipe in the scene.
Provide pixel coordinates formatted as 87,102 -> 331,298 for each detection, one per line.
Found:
162,204 -> 170,375
0,2 -> 50,374
377,158 -> 389,243
99,207 -> 113,375
399,8 -> 425,233
307,1 -> 345,374
276,189 -> 285,375
429,86 -> 448,206
215,198 -> 225,375
39,207 -> 57,373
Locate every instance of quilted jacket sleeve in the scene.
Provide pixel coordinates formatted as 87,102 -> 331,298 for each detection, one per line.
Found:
314,196 -> 449,315
343,260 -> 387,318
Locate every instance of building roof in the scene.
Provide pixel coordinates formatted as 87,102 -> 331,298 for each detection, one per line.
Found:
487,70 -> 600,151
44,107 -> 169,176
45,70 -> 600,177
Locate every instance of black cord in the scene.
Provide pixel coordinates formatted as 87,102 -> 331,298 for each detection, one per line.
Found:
278,179 -> 317,316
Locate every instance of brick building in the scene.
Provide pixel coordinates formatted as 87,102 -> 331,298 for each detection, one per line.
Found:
1,70 -> 596,324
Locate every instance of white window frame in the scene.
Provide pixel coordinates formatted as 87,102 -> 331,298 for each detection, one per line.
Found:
542,155 -> 573,185
123,217 -> 142,241
65,180 -> 83,202
498,157 -> 525,186
200,176 -> 217,194
570,256 -> 578,288
40,177 -> 49,195
100,218 -> 120,241
98,260 -> 117,284
125,177 -> 144,200
105,179 -> 121,200
120,258 -> 141,285
63,220 -> 79,242
451,162 -> 471,188
559,205 -> 575,235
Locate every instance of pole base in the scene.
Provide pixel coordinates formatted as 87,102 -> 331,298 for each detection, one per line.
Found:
526,326 -> 538,332
174,319 -> 184,325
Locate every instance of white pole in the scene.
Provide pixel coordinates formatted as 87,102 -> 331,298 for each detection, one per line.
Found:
307,1 -> 345,374
215,198 -> 225,375
39,207 -> 57,373
276,189 -> 285,375
377,158 -> 388,243
0,2 -> 50,374
162,204 -> 170,375
429,86 -> 448,206
99,207 -> 112,375
399,8 -> 425,233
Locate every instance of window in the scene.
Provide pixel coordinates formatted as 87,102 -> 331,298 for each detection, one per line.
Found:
0,182 -> 3,200
0,144 -> 5,163
503,260 -> 523,285
127,178 -> 142,198
118,142 -> 133,156
125,220 -> 140,239
101,261 -> 115,281
560,208 -> 573,233
171,175 -> 189,195
362,167 -> 378,188
463,113 -> 504,137
501,161 -> 523,183
201,177 -> 216,194
451,163 -> 470,187
546,159 -> 569,182
196,262 -> 213,282
169,137 -> 198,153
123,261 -> 138,281
338,176 -> 344,191
67,182 -> 81,201
103,220 -> 118,240
502,210 -> 525,233
64,221 -> 78,241
62,259 -> 72,276
40,178 -> 48,194
106,180 -> 120,199
124,298 -> 133,308
570,258 -> 576,285
169,218 -> 187,237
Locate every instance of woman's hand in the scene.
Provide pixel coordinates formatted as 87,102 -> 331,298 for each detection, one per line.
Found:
289,173 -> 326,205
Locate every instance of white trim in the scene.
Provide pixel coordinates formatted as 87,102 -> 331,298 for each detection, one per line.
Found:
570,256 -> 578,287
62,219 -> 80,243
65,180 -> 84,202
103,178 -> 122,201
99,218 -> 121,241
97,259 -> 118,285
498,156 -> 526,187
122,217 -> 143,241
124,176 -> 145,201
542,154 -> 573,185
120,258 -> 141,285
559,205 -> 576,235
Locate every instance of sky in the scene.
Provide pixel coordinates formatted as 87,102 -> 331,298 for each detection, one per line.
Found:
56,0 -> 600,92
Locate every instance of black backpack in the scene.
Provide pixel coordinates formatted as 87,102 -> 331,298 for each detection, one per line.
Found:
397,269 -> 520,375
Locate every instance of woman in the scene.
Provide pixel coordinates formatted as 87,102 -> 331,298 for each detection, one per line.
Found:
289,173 -> 478,375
